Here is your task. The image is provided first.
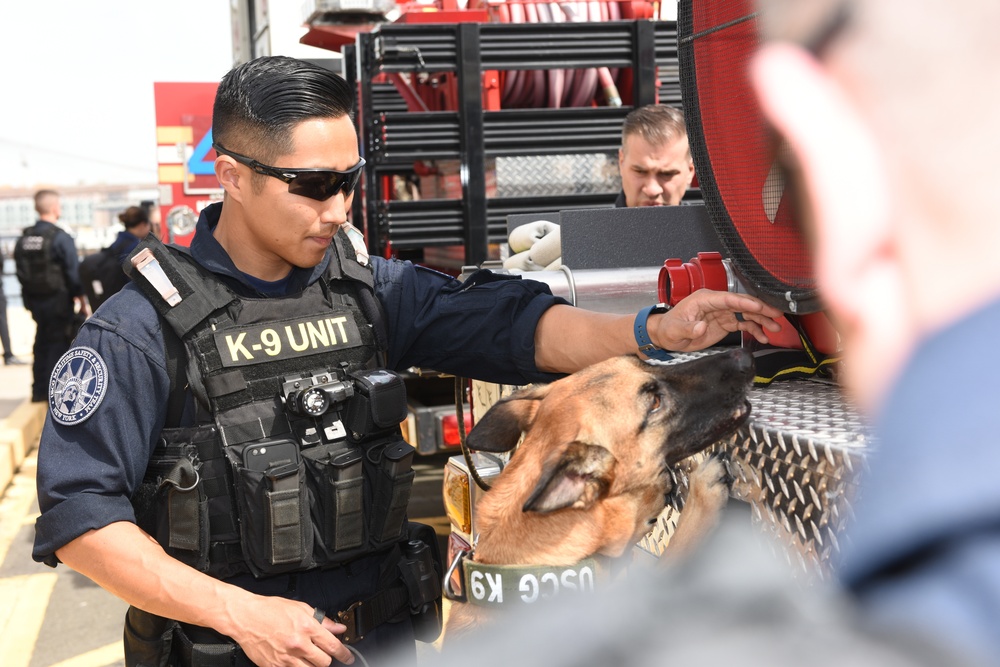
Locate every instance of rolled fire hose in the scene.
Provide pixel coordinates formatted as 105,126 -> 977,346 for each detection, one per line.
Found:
493,0 -> 623,109
504,219 -> 562,270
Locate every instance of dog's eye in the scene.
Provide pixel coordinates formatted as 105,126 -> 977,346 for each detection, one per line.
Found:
642,382 -> 665,414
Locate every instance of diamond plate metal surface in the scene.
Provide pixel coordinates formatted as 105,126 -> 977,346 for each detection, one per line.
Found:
637,377 -> 871,580
495,153 -> 621,198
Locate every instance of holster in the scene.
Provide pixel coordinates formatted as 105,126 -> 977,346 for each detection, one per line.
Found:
399,521 -> 444,642
124,606 -> 246,667
123,606 -> 175,667
337,521 -> 444,645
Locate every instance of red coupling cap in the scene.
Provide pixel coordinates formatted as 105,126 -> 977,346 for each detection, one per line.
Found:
658,252 -> 727,306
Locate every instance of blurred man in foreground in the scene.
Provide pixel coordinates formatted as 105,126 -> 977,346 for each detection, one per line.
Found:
752,1 -> 1000,663
433,2 -> 1000,666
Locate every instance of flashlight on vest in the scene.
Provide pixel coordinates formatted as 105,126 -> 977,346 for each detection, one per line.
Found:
282,372 -> 355,419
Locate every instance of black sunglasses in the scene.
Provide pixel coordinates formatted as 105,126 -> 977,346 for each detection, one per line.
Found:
213,142 -> 365,202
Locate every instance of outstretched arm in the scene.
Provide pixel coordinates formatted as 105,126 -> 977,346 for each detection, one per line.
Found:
534,289 -> 783,373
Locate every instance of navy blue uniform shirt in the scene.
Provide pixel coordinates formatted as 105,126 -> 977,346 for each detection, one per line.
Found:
33,202 -> 567,565
837,295 -> 1000,665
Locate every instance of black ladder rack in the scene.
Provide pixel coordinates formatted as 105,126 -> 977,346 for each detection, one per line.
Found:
345,19 -> 682,264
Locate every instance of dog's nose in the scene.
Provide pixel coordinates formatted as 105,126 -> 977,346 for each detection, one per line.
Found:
731,347 -> 754,380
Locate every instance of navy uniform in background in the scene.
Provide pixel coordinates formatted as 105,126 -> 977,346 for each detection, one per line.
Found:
14,190 -> 84,401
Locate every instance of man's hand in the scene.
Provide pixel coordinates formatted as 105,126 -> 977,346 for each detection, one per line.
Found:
651,289 -> 783,353
74,295 -> 91,318
534,291 -> 784,373
229,595 -> 355,667
56,524 -> 355,667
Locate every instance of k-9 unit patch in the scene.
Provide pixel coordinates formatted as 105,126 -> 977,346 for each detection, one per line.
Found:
49,346 -> 109,426
215,312 -> 363,368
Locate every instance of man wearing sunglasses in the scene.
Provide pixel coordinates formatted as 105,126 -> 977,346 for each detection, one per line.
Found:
31,55 -> 781,667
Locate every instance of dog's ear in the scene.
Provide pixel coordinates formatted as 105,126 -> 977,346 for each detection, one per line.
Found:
465,384 -> 550,453
522,442 -> 616,514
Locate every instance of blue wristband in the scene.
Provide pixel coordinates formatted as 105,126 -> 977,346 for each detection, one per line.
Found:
634,304 -> 674,361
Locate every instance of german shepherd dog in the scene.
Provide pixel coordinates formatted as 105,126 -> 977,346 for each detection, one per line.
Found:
444,348 -> 754,639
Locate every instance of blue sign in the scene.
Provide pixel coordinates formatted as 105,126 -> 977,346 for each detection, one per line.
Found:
187,128 -> 215,175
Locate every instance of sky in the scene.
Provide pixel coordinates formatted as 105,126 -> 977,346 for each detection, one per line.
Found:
0,1 -> 236,189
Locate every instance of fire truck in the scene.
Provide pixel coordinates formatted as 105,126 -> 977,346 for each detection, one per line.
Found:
152,82 -> 222,247
220,0 -> 870,586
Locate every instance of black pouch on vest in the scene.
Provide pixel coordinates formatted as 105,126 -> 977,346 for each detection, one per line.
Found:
133,428 -> 213,572
364,436 -> 416,548
155,457 -> 210,572
400,521 -> 444,643
229,439 -> 313,576
302,443 -> 367,560
123,606 -> 176,667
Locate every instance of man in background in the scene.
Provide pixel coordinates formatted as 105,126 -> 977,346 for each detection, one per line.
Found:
615,104 -> 696,208
0,243 -> 25,366
80,205 -> 152,311
14,189 -> 86,402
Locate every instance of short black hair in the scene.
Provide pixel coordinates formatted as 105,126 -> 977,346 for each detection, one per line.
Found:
212,56 -> 354,163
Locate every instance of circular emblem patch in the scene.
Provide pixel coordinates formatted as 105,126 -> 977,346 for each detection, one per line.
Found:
48,346 -> 109,426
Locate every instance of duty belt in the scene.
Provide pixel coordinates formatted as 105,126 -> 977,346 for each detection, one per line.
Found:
335,583 -> 411,644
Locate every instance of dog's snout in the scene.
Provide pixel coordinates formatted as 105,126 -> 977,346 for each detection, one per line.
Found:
729,347 -> 754,384
655,347 -> 754,386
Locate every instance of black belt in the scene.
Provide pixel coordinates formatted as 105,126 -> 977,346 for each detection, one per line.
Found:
336,583 -> 411,644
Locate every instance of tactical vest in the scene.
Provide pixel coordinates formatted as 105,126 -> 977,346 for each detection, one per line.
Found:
80,246 -> 129,310
126,233 -> 415,580
14,224 -> 66,297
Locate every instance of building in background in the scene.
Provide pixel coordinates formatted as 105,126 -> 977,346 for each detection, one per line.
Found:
0,185 -> 158,252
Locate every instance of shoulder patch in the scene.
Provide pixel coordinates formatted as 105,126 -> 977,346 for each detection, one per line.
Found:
48,346 -> 109,426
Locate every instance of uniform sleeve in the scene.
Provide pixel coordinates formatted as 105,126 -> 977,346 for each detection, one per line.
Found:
55,231 -> 84,297
372,258 -> 568,385
32,286 -> 171,566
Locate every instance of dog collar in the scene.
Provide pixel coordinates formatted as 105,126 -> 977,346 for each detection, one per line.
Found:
634,303 -> 674,361
460,558 -> 602,608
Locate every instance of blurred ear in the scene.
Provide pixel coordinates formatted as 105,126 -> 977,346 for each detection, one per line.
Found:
464,384 -> 550,453
751,44 -> 909,409
522,442 -> 616,514
751,43 -> 890,298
